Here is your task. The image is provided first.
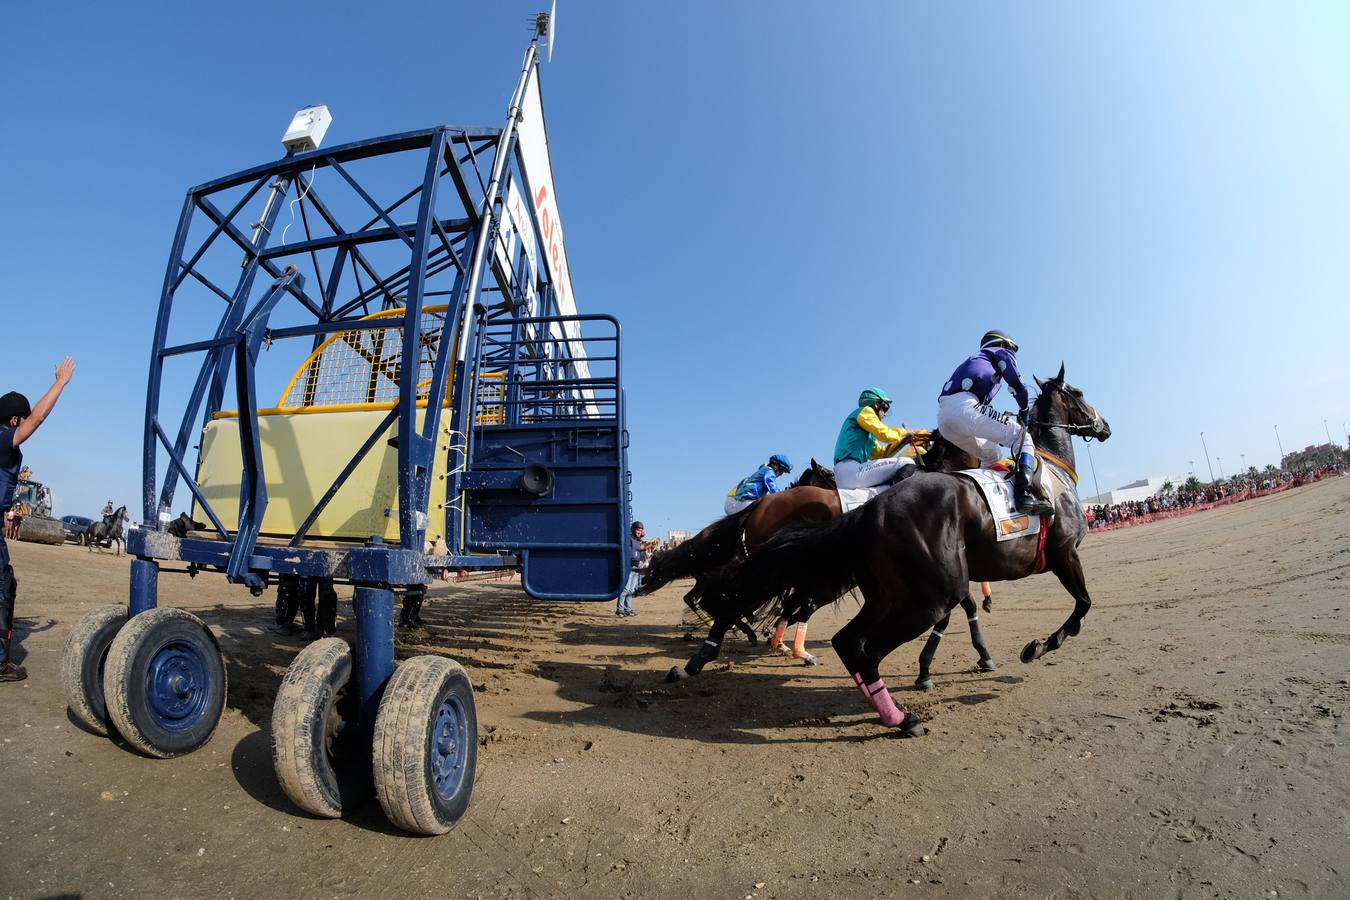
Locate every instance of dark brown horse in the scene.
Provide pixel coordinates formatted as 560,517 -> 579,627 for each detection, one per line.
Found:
704,366 -> 1110,735
640,460 -> 842,650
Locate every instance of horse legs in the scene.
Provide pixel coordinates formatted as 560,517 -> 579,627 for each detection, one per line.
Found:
914,610 -> 952,691
666,617 -> 734,682
1021,551 -> 1093,664
769,616 -> 818,666
790,623 -> 818,666
914,595 -> 994,690
980,580 -> 993,612
962,594 -> 997,672
733,617 -> 758,645
846,602 -> 946,733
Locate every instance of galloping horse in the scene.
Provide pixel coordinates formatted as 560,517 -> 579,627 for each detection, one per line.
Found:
86,506 -> 128,556
641,461 -> 842,654
706,366 -> 1110,734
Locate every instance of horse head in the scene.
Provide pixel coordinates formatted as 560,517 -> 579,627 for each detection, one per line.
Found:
1033,363 -> 1111,442
794,459 -> 836,490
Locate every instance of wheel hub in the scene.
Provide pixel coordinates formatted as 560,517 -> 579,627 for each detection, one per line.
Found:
147,640 -> 212,731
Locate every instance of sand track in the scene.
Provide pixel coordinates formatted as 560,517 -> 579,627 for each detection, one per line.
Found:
1,477 -> 1346,898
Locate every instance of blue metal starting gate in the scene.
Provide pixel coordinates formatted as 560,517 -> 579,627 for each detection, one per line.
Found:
62,14 -> 630,835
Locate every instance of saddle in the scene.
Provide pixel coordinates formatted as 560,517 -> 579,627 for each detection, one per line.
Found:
835,463 -> 920,514
956,456 -> 1074,541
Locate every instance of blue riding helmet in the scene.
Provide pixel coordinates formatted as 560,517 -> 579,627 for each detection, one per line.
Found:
769,453 -> 792,472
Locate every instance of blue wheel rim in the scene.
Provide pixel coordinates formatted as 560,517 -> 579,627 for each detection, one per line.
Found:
146,639 -> 213,732
431,694 -> 469,802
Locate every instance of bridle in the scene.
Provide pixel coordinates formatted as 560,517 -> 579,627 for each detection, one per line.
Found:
1028,390 -> 1108,441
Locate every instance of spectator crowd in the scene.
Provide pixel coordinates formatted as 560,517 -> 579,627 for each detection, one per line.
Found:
1085,460 -> 1347,531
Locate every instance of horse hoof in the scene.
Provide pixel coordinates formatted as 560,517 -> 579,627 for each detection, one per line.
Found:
665,666 -> 689,683
982,597 -> 993,613
915,678 -> 935,692
798,654 -> 820,667
775,645 -> 794,658
899,715 -> 925,738
1020,640 -> 1043,664
979,658 -> 998,672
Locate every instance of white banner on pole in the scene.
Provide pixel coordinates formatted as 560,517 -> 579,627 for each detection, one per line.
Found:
517,68 -> 591,389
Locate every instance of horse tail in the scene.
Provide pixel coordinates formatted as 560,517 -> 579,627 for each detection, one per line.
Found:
710,503 -> 873,617
637,508 -> 751,595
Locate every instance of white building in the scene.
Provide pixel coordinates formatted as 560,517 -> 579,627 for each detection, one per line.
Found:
1081,475 -> 1185,506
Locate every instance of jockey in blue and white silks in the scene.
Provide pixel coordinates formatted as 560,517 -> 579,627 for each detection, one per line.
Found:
937,330 -> 1053,515
833,389 -> 918,490
723,454 -> 793,515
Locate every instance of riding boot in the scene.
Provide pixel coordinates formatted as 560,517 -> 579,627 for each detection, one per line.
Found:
1014,457 -> 1053,516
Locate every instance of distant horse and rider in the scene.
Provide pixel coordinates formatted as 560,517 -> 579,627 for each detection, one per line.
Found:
85,505 -> 128,556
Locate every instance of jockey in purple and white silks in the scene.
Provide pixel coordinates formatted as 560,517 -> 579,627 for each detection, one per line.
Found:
937,330 -> 1054,516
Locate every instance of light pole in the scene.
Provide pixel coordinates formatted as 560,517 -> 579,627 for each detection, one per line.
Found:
1189,460 -> 1195,479
1084,440 -> 1103,503
1326,419 -> 1334,446
1217,456 -> 1224,479
1240,453 -> 1246,473
1200,432 -> 1215,483
1275,425 -> 1285,467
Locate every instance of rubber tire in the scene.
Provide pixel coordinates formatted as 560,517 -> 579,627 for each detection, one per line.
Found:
61,604 -> 128,735
103,607 -> 227,758
373,656 -> 477,835
271,638 -> 370,818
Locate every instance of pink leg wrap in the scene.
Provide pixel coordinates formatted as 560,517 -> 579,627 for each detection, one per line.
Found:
770,619 -> 788,649
791,624 -> 809,657
863,678 -> 906,727
852,672 -> 870,700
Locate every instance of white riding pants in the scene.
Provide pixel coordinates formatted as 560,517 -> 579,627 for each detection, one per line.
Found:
834,456 -> 915,490
937,392 -> 1034,467
723,495 -> 753,516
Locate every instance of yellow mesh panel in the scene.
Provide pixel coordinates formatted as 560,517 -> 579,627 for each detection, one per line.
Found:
278,306 -> 451,409
476,372 -> 506,424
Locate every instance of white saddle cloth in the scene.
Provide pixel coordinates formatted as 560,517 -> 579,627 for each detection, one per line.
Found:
836,483 -> 892,514
953,468 -> 1044,542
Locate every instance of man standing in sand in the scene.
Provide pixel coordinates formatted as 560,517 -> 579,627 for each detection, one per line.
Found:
1,357 -> 76,683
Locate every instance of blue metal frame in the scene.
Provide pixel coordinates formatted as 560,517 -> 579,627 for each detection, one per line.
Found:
125,34 -> 630,768
131,33 -> 628,614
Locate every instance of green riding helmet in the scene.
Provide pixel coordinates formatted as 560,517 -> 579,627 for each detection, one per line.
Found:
857,388 -> 891,410
979,330 -> 1019,354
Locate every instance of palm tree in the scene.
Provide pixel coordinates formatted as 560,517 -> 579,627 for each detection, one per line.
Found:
1183,476 -> 1203,493
1161,480 -> 1175,494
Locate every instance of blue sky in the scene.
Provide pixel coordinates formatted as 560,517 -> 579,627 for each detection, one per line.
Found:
4,1 -> 1348,535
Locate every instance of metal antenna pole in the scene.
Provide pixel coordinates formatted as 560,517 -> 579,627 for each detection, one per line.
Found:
1200,431 -> 1215,483
1274,425 -> 1285,467
1325,419 -> 1334,446
1084,439 -> 1102,503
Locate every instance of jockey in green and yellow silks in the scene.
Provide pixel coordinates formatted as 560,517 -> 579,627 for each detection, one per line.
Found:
833,388 -> 923,490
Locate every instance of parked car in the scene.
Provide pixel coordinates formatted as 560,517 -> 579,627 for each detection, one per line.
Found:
61,515 -> 95,544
